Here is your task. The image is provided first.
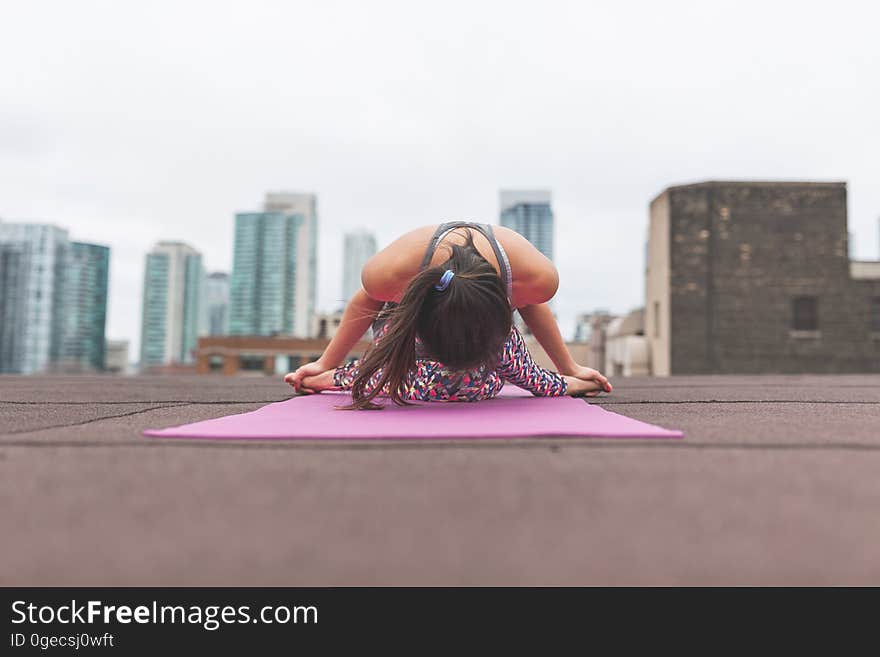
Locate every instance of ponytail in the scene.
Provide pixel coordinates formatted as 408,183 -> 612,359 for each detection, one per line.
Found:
342,229 -> 511,410
341,267 -> 444,410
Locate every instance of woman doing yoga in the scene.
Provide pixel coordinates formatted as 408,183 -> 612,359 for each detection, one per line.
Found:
285,222 -> 612,410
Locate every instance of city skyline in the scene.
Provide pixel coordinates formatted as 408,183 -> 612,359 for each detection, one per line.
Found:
4,179 -> 880,363
2,2 -> 879,358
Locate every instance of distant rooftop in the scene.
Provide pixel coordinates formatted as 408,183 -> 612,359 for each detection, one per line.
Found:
851,261 -> 880,279
499,189 -> 552,212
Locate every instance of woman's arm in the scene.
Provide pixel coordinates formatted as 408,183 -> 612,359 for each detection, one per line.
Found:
518,303 -> 612,392
519,303 -> 611,392
285,287 -> 384,392
287,226 -> 436,392
494,227 -> 611,392
319,287 -> 385,367
517,303 -> 577,374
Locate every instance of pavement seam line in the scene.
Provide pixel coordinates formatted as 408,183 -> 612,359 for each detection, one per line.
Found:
0,403 -> 191,436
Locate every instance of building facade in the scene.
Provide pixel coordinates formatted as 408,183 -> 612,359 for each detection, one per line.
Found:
604,308 -> 649,377
645,181 -> 880,375
499,189 -> 554,261
56,242 -> 110,371
105,339 -> 130,374
264,192 -> 318,336
140,241 -> 203,367
202,272 -> 229,336
229,211 -> 299,336
196,335 -> 371,376
230,192 -> 318,337
0,223 -> 69,373
572,311 -> 617,371
0,223 -> 111,374
342,230 -> 377,305
0,241 -> 30,373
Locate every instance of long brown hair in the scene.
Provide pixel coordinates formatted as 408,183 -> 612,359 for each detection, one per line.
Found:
343,230 -> 511,410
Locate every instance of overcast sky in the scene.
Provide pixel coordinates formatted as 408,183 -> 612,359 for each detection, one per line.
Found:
2,0 -> 878,353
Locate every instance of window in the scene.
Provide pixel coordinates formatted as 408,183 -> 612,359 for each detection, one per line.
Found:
653,301 -> 660,338
871,297 -> 880,333
792,296 -> 818,331
239,354 -> 265,371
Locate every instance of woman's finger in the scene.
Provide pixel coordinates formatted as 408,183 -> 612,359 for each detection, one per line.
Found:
288,369 -> 308,392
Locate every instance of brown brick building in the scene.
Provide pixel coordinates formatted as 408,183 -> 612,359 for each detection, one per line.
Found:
645,181 -> 880,375
196,335 -> 371,376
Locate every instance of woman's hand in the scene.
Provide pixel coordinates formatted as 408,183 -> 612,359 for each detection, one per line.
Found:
564,365 -> 612,397
561,376 -> 600,397
299,370 -> 341,394
284,360 -> 333,394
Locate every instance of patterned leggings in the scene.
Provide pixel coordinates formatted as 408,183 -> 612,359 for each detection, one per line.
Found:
333,326 -> 567,402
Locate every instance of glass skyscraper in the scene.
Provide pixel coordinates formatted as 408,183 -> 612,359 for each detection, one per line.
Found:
229,192 -> 318,337
0,222 -> 110,373
264,192 -> 318,337
57,242 -> 110,371
0,222 -> 69,373
499,190 -> 554,261
202,272 -> 230,336
229,212 -> 298,335
0,240 -> 31,373
140,242 -> 203,367
342,230 -> 377,305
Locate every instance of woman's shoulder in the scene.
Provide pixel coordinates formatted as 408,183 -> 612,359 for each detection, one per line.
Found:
361,225 -> 441,301
493,227 -> 559,306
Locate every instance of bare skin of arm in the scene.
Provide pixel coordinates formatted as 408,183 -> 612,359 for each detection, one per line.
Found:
495,226 -> 611,392
285,224 -> 611,393
285,226 -> 436,392
284,287 -> 384,392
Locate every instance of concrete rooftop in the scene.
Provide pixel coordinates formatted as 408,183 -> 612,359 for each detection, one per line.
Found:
2,374 -> 879,585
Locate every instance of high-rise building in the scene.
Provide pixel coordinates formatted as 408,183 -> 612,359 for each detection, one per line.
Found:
140,241 -> 203,367
229,212 -> 297,336
342,230 -> 377,305
0,223 -> 110,374
0,222 -> 69,374
202,272 -> 230,336
57,242 -> 110,371
499,190 -> 554,261
229,192 -> 318,337
264,192 -> 318,336
0,242 -> 29,373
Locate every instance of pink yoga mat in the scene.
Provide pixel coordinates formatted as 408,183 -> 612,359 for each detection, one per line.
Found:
144,386 -> 683,440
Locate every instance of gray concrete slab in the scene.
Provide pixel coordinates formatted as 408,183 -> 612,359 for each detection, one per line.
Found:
0,402 -> 266,445
1,374 -> 879,585
0,402 -> 187,436
0,374 -> 289,403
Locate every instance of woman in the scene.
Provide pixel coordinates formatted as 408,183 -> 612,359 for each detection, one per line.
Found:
286,221 -> 611,409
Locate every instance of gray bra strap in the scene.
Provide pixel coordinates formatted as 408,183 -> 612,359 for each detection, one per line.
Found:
419,222 -> 457,269
419,221 -> 513,305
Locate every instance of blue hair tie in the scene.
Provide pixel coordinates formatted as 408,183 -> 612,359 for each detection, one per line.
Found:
434,269 -> 455,291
